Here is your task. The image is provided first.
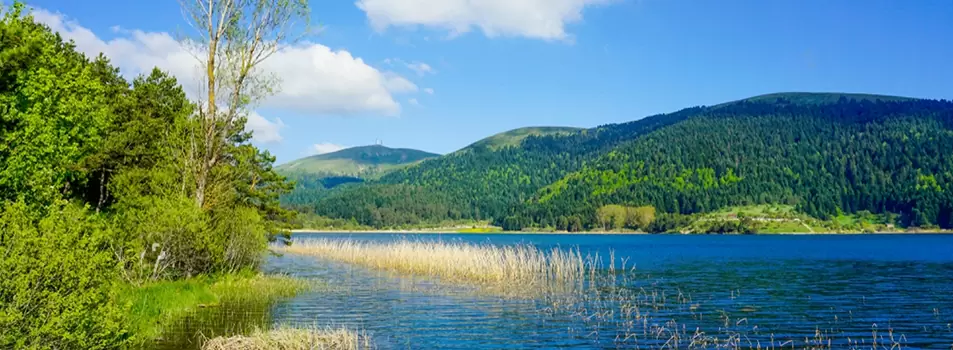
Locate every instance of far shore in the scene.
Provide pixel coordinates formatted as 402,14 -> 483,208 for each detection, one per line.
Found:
290,229 -> 952,235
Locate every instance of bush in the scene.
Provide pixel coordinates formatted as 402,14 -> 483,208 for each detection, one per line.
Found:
211,206 -> 268,272
113,194 -> 210,282
0,201 -> 130,349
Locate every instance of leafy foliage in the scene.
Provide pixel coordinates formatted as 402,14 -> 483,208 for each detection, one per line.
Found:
0,3 -> 111,205
0,201 -> 130,349
0,3 -> 295,345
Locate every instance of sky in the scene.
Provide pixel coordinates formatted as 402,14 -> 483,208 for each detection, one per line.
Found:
13,0 -> 953,164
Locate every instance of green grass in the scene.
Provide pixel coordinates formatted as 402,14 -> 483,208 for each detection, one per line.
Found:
118,273 -> 311,343
456,227 -> 503,233
834,214 -> 858,226
686,204 -> 906,234
706,204 -> 798,219
757,221 -> 815,234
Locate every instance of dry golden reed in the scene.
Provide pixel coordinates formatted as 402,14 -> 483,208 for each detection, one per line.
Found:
278,238 -> 591,295
202,326 -> 368,350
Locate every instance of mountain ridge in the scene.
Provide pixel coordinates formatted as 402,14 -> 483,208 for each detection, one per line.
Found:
277,145 -> 440,178
457,126 -> 584,153
283,92 -> 953,231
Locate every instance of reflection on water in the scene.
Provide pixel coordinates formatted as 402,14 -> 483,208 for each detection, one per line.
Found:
157,234 -> 953,349
148,301 -> 272,350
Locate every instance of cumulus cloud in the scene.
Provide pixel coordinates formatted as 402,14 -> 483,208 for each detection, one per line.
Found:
32,8 -> 417,119
310,143 -> 347,155
356,0 -> 614,41
262,45 -> 416,116
424,88 -> 434,95
246,112 -> 285,143
408,98 -> 419,106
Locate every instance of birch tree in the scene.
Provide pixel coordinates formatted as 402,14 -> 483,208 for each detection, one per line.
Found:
179,0 -> 309,208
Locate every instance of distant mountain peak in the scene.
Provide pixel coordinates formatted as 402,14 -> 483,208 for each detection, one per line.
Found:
727,92 -> 916,106
277,145 -> 440,178
458,126 -> 584,152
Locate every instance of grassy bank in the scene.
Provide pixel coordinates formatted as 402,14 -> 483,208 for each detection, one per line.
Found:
118,273 -> 311,343
202,326 -> 368,350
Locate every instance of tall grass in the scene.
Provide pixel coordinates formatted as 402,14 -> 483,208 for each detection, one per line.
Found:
202,326 -> 368,350
119,274 -> 312,343
279,238 -> 592,295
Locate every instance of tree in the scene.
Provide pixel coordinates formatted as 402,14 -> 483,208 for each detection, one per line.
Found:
568,216 -> 584,232
178,0 -> 310,209
626,206 -> 657,231
556,216 -> 569,231
0,3 -> 112,206
596,205 -> 627,231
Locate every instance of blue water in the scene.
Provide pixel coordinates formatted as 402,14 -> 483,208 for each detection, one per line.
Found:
170,233 -> 953,349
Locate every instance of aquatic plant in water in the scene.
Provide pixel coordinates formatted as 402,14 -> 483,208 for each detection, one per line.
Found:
280,238 -> 921,349
202,326 -> 369,350
279,238 -> 593,297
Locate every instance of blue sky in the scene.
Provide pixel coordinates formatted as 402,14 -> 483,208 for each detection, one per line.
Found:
18,0 -> 953,164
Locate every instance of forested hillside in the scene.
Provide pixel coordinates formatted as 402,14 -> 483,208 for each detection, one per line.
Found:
290,94 -> 953,231
516,96 -> 953,230
278,145 -> 439,210
458,126 -> 583,152
277,145 -> 439,178
287,107 -> 705,224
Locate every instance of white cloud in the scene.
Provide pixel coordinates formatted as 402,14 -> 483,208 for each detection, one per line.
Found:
406,61 -> 435,76
263,45 -> 416,116
356,0 -> 614,41
32,8 -> 417,119
310,143 -> 347,155
246,112 -> 285,144
424,88 -> 435,95
408,98 -> 419,106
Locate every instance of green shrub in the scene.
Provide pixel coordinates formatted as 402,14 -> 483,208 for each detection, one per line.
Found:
113,193 -> 210,282
0,201 -> 130,349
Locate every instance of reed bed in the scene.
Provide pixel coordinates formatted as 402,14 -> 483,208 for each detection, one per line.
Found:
279,238 -> 919,349
279,238 -> 591,295
202,326 -> 369,350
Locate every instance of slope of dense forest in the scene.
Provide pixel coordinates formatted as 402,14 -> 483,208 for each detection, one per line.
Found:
277,145 -> 440,210
515,96 -> 953,231
277,145 -> 439,178
457,126 -> 584,152
285,106 -> 705,225
288,93 -> 953,231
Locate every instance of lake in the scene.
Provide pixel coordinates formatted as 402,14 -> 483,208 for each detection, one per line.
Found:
155,233 -> 953,349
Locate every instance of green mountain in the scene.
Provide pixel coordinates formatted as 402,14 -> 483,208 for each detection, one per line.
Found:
458,126 -> 583,152
287,93 -> 953,231
729,92 -> 915,106
277,145 -> 440,178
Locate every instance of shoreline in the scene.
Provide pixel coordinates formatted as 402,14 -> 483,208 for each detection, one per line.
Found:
290,229 -> 952,235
